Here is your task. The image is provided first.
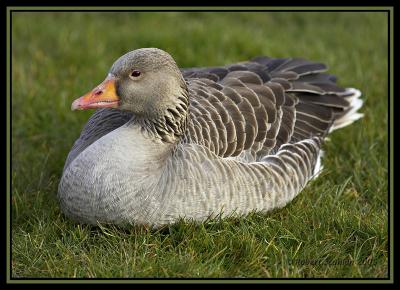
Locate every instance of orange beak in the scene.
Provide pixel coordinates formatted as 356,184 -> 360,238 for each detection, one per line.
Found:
71,75 -> 120,110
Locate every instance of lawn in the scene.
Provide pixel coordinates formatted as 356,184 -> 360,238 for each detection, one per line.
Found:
10,10 -> 389,279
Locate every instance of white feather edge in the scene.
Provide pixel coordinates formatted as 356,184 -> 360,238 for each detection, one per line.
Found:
330,88 -> 364,132
314,88 -> 363,178
298,138 -> 324,180
311,149 -> 324,180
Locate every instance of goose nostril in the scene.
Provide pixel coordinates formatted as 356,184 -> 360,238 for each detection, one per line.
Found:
94,90 -> 103,96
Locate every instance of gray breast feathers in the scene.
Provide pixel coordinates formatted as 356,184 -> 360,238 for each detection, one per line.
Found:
63,109 -> 133,170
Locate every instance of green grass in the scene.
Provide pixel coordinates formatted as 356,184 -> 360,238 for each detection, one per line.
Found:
11,11 -> 388,279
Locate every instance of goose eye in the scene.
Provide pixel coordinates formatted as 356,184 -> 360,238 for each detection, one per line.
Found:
130,70 -> 141,79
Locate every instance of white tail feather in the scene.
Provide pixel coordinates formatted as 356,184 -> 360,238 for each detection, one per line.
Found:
330,88 -> 364,132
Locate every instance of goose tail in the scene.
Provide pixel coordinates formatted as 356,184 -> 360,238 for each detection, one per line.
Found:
330,88 -> 364,132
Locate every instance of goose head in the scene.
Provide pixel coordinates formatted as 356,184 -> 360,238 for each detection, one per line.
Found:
71,48 -> 188,119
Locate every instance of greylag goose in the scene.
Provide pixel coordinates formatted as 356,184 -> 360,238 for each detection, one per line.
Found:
58,48 -> 363,227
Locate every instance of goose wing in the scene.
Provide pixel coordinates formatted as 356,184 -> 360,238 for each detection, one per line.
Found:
167,59 -> 362,221
182,57 -> 362,161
